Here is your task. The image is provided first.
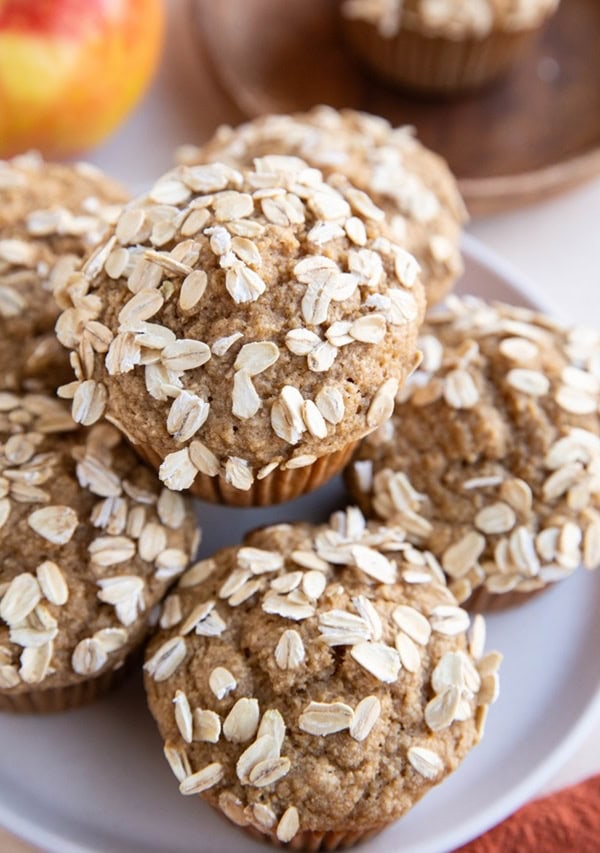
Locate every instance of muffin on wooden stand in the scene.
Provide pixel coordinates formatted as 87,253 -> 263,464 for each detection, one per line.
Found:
341,0 -> 561,95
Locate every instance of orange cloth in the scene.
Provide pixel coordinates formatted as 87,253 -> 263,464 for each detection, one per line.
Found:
458,775 -> 600,852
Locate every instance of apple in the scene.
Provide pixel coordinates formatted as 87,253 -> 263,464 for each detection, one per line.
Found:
0,0 -> 164,157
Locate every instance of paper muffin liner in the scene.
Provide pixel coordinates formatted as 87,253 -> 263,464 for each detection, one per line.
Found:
133,441 -> 359,507
0,663 -> 129,714
342,18 -> 540,95
242,821 -> 386,850
464,583 -> 550,613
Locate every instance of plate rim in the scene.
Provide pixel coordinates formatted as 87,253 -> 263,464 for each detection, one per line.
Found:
1,235 -> 599,853
461,232 -> 559,317
409,676 -> 600,853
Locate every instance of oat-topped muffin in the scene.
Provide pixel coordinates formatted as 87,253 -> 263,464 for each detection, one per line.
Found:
178,106 -> 465,307
55,157 -> 426,506
347,295 -> 600,610
0,152 -> 126,392
343,0 -> 560,38
144,510 -> 499,850
341,0 -> 561,94
0,392 -> 198,713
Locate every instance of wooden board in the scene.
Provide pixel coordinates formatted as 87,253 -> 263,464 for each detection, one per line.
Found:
193,0 -> 600,215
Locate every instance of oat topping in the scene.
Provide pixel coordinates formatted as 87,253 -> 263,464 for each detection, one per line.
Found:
56,157 -> 425,492
0,153 -> 126,393
274,629 -> 305,670
341,0 -> 560,38
209,666 -> 237,700
179,763 -> 225,795
144,511 -> 499,841
298,700 -> 354,736
0,395 -> 197,697
276,806 -> 300,843
177,106 -> 466,308
407,745 -> 444,779
145,636 -> 188,682
349,295 -> 600,600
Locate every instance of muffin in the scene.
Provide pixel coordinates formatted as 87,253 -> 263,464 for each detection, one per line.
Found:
144,510 -> 499,849
0,151 -> 127,392
55,157 -> 426,507
341,0 -> 561,95
0,392 -> 199,713
177,106 -> 466,307
347,295 -> 600,611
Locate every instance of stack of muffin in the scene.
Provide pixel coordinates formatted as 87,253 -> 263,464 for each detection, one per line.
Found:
0,154 -> 200,714
1,104 -> 597,849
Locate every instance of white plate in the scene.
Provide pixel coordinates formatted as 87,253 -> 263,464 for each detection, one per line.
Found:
2,235 -> 600,853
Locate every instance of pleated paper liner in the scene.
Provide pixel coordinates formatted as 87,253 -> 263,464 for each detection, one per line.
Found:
133,440 -> 359,507
242,823 -> 385,851
465,583 -> 551,614
0,662 -> 131,714
341,19 -> 538,96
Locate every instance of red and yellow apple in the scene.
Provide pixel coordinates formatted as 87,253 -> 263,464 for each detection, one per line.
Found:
0,0 -> 164,157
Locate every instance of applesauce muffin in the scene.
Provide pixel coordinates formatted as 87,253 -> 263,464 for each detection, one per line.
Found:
0,151 -> 126,392
144,510 -> 499,849
55,157 -> 426,506
177,106 -> 466,307
0,392 -> 199,713
347,295 -> 600,610
341,0 -> 561,94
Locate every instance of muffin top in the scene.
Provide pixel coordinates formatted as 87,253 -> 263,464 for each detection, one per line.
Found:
0,393 -> 199,695
348,295 -> 600,603
178,106 -> 465,306
56,157 -> 425,493
0,152 -> 127,391
342,0 -> 560,38
144,510 -> 499,841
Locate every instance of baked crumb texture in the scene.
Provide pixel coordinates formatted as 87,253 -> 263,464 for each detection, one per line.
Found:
0,151 -> 126,393
0,393 -> 198,709
55,158 -> 426,496
144,510 -> 499,844
178,106 -> 465,307
348,295 -> 600,604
